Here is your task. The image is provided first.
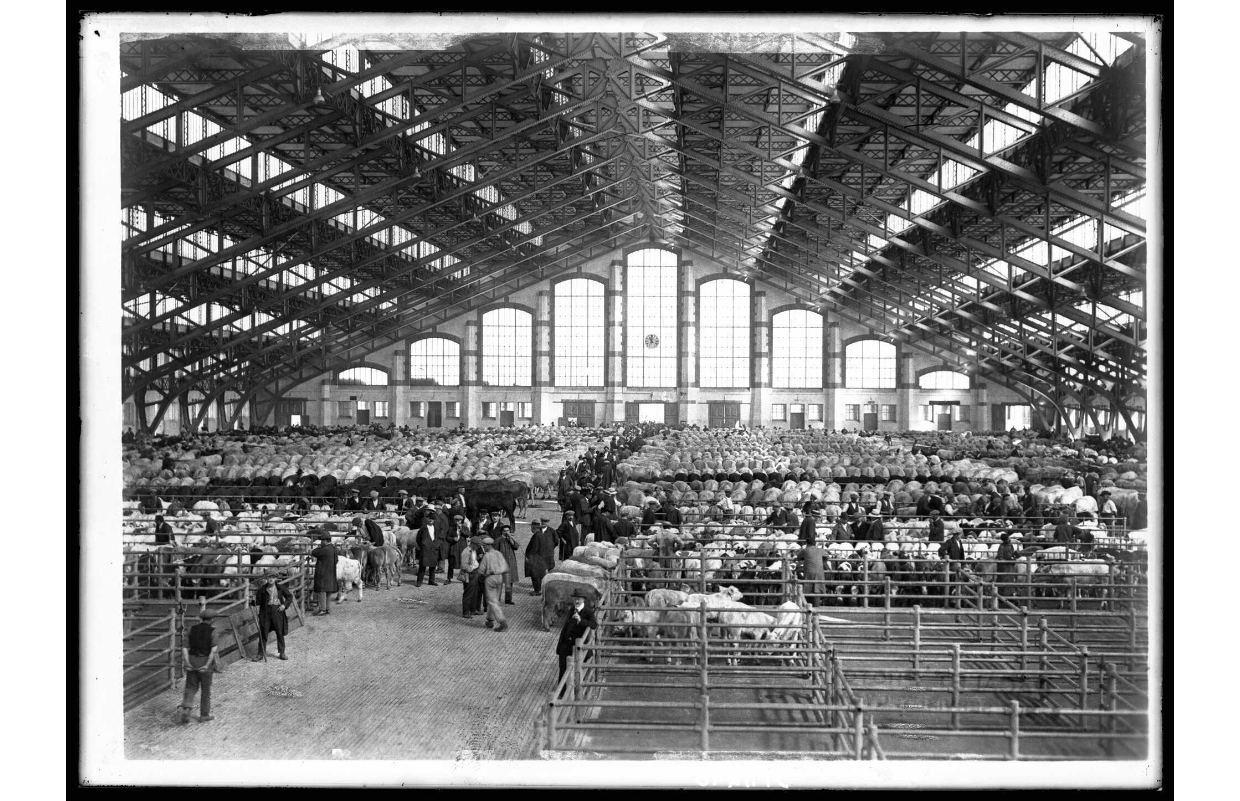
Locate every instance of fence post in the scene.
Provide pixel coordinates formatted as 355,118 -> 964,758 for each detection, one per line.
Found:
826,647 -> 838,751
167,611 -> 176,688
1077,646 -> 1090,730
882,577 -> 891,642
572,646 -> 582,724
950,644 -> 961,729
853,704 -> 865,760
546,700 -> 557,752
912,605 -> 921,679
1102,661 -> 1118,758
861,559 -> 869,608
1008,700 -> 1021,760
700,692 -> 711,754
699,600 -> 709,684
1038,618 -> 1049,690
1019,607 -> 1029,678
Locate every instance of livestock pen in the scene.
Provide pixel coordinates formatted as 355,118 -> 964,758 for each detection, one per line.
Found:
122,547 -> 311,711
542,569 -> 1150,760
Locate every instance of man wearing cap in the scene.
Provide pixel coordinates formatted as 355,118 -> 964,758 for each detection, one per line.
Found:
415,510 -> 441,587
458,535 -> 483,618
309,533 -> 339,616
640,499 -> 661,534
178,606 -> 221,724
611,509 -> 635,547
478,537 -> 509,631
556,588 -> 598,683
342,487 -> 365,513
443,511 -> 466,582
878,492 -> 896,518
1099,490 -> 1120,530
362,490 -> 383,512
251,572 -> 293,661
798,507 -> 820,546
495,524 -> 520,604
557,511 -> 580,561
395,489 -> 414,514
524,520 -> 550,595
927,510 -> 945,543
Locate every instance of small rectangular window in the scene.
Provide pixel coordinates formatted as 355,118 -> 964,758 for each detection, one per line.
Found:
338,401 -> 352,417
446,401 -> 459,418
500,401 -> 515,413
790,403 -> 805,414
482,402 -> 496,419
807,404 -> 822,421
357,400 -> 370,412
922,404 -> 933,423
771,404 -> 786,421
374,401 -> 389,418
845,404 -> 860,422
518,402 -> 532,418
955,405 -> 971,423
882,404 -> 897,422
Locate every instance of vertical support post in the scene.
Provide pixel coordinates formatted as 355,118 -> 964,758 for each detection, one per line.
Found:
950,644 -> 961,729
853,704 -> 865,760
1009,700 -> 1021,760
547,698 -> 558,752
882,577 -> 891,642
861,558 -> 869,608
1038,618 -> 1049,690
572,645 -> 583,725
912,604 -> 921,678
1019,606 -> 1030,678
1103,661 -> 1118,757
699,600 -> 709,685
1078,647 -> 1090,730
167,611 -> 176,687
700,692 -> 711,754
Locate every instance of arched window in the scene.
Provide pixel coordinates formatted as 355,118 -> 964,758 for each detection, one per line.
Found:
554,278 -> 605,386
918,370 -> 970,390
844,339 -> 896,389
409,338 -> 460,386
772,309 -> 823,388
482,308 -> 532,386
337,367 -> 389,386
626,248 -> 678,387
698,279 -> 751,387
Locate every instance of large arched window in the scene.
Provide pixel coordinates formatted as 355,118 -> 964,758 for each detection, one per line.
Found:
844,339 -> 896,389
698,279 -> 751,387
482,307 -> 532,386
554,278 -> 605,386
409,338 -> 460,386
772,309 -> 823,388
337,366 -> 389,386
918,370 -> 970,390
625,248 -> 678,387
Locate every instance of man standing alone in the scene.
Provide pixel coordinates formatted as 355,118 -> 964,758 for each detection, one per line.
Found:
556,588 -> 597,683
251,573 -> 292,660
178,607 -> 220,724
309,533 -> 338,616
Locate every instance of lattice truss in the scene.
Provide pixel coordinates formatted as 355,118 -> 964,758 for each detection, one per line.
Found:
119,31 -> 1148,428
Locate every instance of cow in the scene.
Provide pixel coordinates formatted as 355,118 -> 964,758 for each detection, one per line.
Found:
335,556 -> 364,603
1035,557 -> 1117,608
367,544 -> 402,590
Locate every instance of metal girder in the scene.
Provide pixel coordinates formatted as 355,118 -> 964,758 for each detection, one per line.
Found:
125,90 -> 614,309
127,160 -> 629,370
121,59 -> 290,135
121,41 -> 216,92
125,129 -> 621,348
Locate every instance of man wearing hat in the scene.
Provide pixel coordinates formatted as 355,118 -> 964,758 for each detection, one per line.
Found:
251,571 -> 293,661
798,506 -> 821,546
524,520 -> 551,595
178,605 -> 221,724
556,588 -> 598,682
443,510 -> 466,582
396,489 -> 414,514
611,509 -> 635,547
598,487 -> 618,518
478,537 -> 509,631
309,532 -> 339,616
866,508 -> 885,543
995,531 -> 1019,597
640,499 -> 661,534
533,517 -> 557,573
342,487 -> 365,513
362,490 -> 383,512
495,524 -> 520,604
415,507 -> 441,587
1099,490 -> 1119,530
557,511 -> 580,561
458,535 -> 483,618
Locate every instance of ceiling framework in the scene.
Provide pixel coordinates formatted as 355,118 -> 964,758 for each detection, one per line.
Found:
118,30 -> 1149,430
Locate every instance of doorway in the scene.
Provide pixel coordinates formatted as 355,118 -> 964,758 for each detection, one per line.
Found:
708,401 -> 740,429
638,402 -> 665,423
789,412 -> 806,430
862,412 -> 879,431
563,401 -> 595,427
500,410 -> 516,427
427,401 -> 442,428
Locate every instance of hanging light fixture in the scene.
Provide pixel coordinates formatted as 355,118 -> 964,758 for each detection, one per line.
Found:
313,86 -> 325,104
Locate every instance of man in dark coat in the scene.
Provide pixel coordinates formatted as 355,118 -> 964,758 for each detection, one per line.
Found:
641,500 -> 660,534
664,503 -> 683,530
797,510 -> 818,546
309,533 -> 339,615
178,607 -> 220,723
362,490 -> 383,512
416,513 -> 442,587
524,520 -> 550,595
557,512 -> 580,561
495,524 -> 520,604
866,509 -> 885,543
252,573 -> 293,659
598,488 -> 619,517
534,516 -> 558,572
342,488 -> 365,512
927,510 -> 945,543
444,513 -> 467,582
612,510 -> 635,545
151,514 -> 175,545
556,588 -> 598,683
797,536 -> 827,604
1053,516 -> 1083,546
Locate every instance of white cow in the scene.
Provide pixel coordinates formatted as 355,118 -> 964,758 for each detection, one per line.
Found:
335,556 -> 364,603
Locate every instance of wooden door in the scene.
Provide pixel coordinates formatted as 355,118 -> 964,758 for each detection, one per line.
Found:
356,409 -> 370,426
937,413 -> 953,431
790,412 -> 806,430
625,402 -> 639,425
992,404 -> 1007,432
426,402 -> 442,428
863,412 -> 878,431
708,402 -> 740,429
500,410 -> 515,427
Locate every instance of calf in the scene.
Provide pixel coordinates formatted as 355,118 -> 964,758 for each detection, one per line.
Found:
335,556 -> 364,603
